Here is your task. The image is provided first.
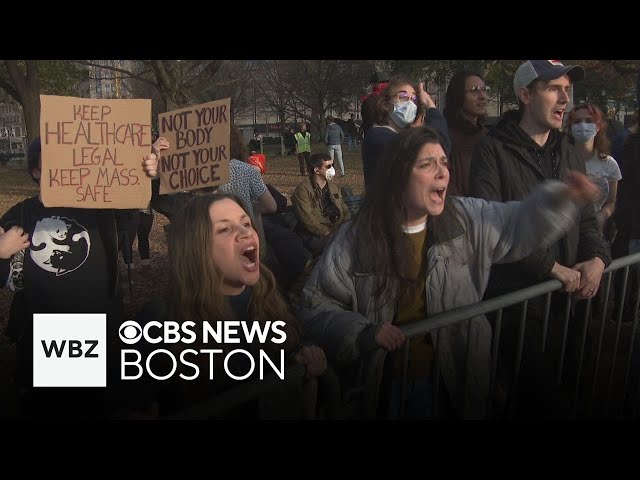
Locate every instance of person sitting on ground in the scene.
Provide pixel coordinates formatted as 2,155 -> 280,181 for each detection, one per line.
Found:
292,152 -> 351,255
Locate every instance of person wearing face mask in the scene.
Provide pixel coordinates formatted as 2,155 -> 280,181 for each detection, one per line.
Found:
292,152 -> 351,255
361,74 -> 450,189
566,103 -> 622,242
566,104 -> 624,354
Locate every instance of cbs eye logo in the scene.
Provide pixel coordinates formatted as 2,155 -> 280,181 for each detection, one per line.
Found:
119,321 -> 142,344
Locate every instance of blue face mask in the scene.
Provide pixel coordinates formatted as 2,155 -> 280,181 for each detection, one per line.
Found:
571,122 -> 598,143
390,101 -> 417,129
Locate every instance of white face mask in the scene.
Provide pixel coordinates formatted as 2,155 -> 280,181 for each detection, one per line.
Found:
390,100 -> 418,128
571,122 -> 598,143
325,166 -> 336,181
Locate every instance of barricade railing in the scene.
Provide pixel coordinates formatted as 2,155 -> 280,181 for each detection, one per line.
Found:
385,252 -> 640,419
165,252 -> 640,420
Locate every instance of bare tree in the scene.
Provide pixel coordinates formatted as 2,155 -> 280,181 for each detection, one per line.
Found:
291,60 -> 372,135
252,60 -> 297,133
75,60 -> 225,111
191,60 -> 253,122
253,60 -> 373,137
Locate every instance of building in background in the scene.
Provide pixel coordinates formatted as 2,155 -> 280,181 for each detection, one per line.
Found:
79,60 -> 137,99
0,100 -> 27,163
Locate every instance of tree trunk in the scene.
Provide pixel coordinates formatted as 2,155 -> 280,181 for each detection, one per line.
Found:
22,92 -> 41,143
4,60 -> 42,142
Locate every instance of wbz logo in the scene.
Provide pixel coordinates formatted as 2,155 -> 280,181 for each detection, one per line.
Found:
41,339 -> 99,358
33,313 -> 106,387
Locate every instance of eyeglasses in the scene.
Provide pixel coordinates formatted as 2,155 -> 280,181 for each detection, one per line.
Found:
465,86 -> 491,94
394,91 -> 418,104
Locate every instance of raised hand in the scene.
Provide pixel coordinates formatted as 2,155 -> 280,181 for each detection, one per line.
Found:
152,136 -> 170,157
143,137 -> 170,178
142,153 -> 160,178
418,81 -> 436,109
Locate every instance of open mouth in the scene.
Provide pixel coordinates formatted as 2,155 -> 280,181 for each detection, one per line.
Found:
553,109 -> 564,121
241,245 -> 258,270
430,188 -> 446,204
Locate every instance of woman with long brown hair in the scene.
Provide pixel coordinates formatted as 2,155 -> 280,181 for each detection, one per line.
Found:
168,193 -> 294,325
301,126 -> 599,419
138,192 -> 326,418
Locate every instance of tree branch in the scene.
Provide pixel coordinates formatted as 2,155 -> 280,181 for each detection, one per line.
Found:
184,60 -> 224,90
74,60 -> 156,86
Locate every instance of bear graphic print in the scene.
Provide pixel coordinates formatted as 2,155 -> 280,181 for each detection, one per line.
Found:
30,216 -> 90,276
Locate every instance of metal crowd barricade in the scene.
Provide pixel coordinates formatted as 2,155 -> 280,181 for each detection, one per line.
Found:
163,253 -> 640,420
388,252 -> 640,419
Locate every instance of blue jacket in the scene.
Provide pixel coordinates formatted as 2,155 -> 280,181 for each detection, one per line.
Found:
324,122 -> 344,146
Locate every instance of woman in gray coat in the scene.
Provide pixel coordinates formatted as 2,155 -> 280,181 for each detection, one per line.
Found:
299,126 -> 599,419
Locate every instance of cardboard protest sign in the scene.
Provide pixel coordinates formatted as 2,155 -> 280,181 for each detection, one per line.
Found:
157,98 -> 230,195
39,95 -> 152,209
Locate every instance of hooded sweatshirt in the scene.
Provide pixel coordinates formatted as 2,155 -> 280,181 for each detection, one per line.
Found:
469,110 -> 610,295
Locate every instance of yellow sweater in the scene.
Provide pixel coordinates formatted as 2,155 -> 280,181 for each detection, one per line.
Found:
393,227 -> 433,379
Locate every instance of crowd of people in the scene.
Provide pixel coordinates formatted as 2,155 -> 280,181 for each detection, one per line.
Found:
1,59 -> 639,420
